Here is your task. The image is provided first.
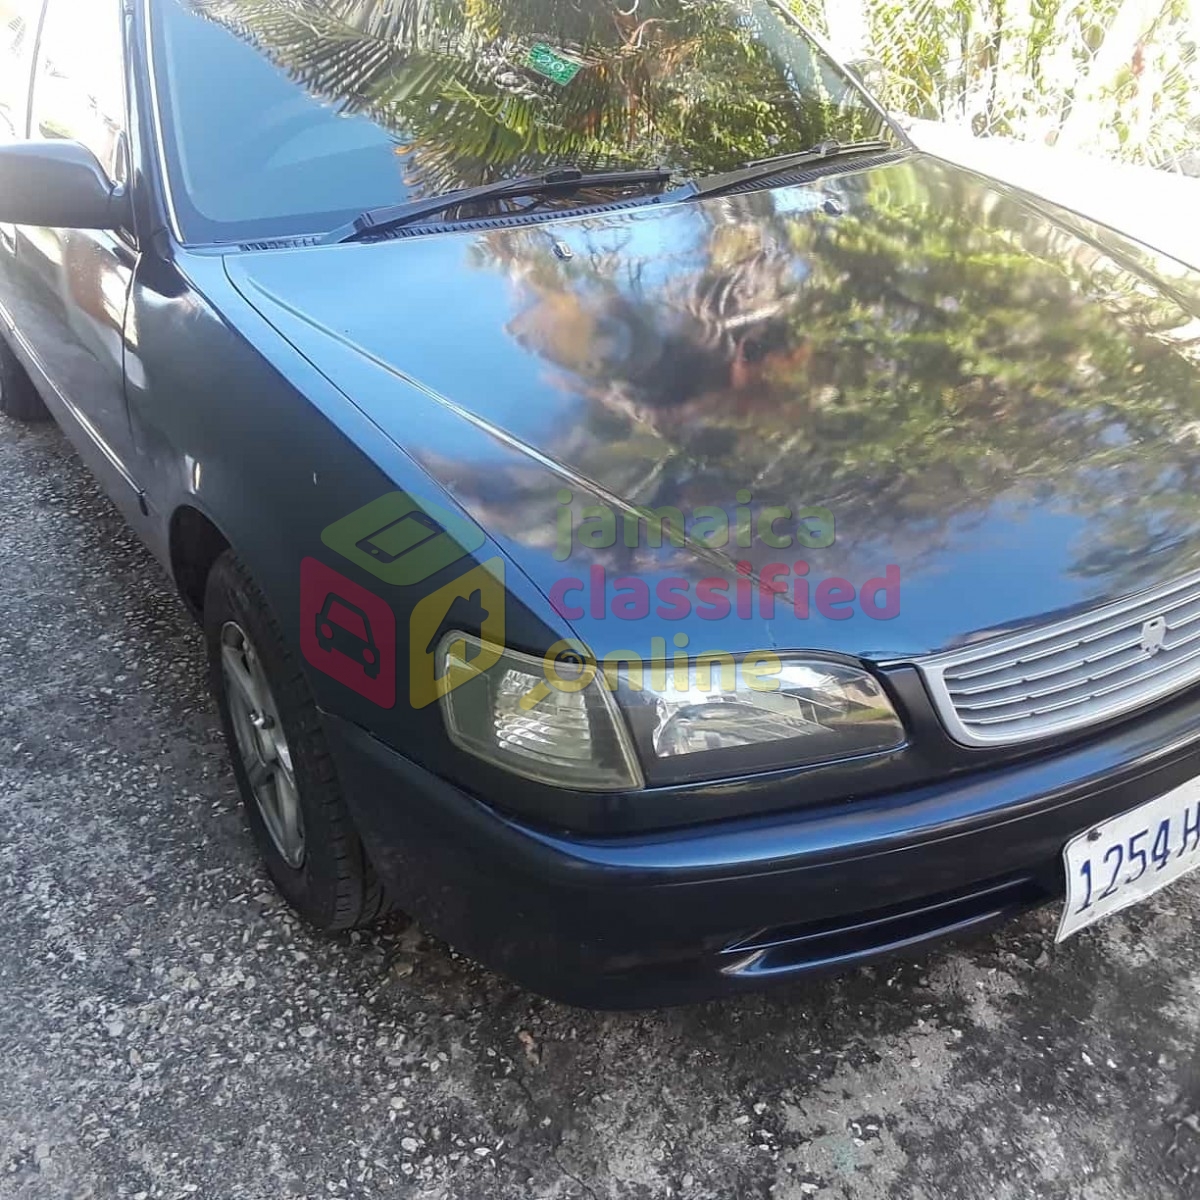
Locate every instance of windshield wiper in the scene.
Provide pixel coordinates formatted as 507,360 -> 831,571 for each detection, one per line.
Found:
689,138 -> 894,202
325,166 -> 677,244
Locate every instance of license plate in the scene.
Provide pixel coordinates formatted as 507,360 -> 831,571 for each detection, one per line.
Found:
1058,776 -> 1200,942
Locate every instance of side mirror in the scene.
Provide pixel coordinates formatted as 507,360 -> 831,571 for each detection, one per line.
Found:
0,139 -> 131,230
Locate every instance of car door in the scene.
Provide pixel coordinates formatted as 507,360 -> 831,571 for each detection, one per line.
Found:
10,0 -> 141,493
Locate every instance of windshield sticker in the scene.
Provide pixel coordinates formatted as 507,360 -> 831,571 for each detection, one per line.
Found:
526,43 -> 582,86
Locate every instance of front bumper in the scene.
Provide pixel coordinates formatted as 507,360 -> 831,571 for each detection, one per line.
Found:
324,687 -> 1200,1009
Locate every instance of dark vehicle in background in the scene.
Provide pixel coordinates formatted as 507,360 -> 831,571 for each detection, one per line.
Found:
3,0 -> 1200,1008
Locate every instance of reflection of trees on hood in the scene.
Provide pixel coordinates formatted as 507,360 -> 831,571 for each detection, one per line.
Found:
488,161 -> 1200,592
183,0 -> 1200,594
190,0 -> 880,196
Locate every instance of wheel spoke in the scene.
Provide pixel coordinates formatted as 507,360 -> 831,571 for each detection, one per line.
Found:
272,734 -> 294,775
246,757 -> 273,792
221,643 -> 265,714
274,767 -> 304,865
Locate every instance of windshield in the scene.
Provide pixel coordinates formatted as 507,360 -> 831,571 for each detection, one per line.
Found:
150,0 -> 892,244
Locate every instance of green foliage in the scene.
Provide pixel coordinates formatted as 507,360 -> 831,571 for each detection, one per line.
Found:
194,0 -> 887,196
796,0 -> 1199,171
193,0 -> 1197,177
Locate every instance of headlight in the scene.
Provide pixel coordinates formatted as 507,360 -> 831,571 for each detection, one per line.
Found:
621,657 -> 905,784
437,633 -> 643,791
438,634 -> 904,791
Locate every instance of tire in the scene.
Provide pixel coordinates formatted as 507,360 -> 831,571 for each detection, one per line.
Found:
0,334 -> 50,422
204,550 -> 388,930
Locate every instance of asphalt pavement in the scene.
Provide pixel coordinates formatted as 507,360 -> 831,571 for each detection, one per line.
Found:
2,414 -> 1199,1200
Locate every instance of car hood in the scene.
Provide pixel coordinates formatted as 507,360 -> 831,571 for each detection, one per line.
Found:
224,152 -> 1200,662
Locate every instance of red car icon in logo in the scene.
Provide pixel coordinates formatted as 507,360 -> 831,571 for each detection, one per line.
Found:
315,594 -> 381,679
300,558 -> 395,707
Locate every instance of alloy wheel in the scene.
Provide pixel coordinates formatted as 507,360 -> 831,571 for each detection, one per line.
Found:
220,620 -> 306,869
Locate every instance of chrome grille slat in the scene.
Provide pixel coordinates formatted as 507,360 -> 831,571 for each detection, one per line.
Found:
967,638 -> 1200,724
969,651 -> 1200,727
944,585 -> 1200,681
917,570 -> 1200,747
947,631 -> 1147,696
951,624 -> 1200,714
952,648 -> 1152,712
950,603 -> 1200,698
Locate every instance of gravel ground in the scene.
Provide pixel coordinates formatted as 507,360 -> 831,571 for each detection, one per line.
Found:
2,413 -> 1200,1200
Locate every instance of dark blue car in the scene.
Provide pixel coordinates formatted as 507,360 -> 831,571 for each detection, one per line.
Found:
3,0 -> 1200,1007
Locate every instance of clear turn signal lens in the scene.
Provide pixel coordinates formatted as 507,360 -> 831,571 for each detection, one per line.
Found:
437,634 -> 643,791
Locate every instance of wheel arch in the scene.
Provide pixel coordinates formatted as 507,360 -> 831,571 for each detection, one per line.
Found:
169,503 -> 232,621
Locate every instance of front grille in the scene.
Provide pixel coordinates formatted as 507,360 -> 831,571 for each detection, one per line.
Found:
918,570 -> 1200,746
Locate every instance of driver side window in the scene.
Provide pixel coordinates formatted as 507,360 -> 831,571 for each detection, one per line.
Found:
30,0 -> 126,183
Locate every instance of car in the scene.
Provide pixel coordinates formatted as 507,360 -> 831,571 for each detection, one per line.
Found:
3,0 -> 1200,1010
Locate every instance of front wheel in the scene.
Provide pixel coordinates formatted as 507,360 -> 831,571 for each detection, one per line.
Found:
204,550 -> 388,930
